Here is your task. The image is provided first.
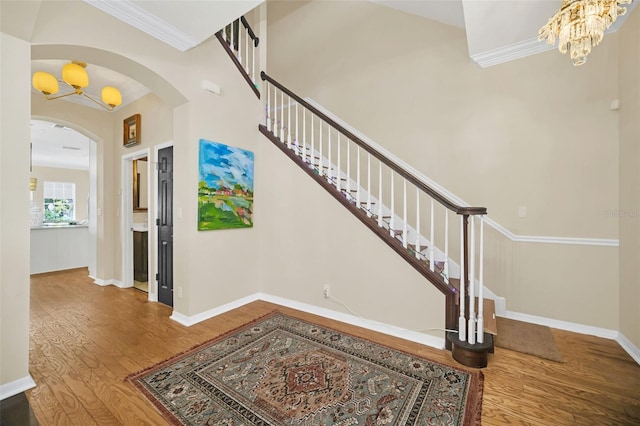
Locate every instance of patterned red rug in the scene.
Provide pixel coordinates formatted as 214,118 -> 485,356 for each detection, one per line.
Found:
127,311 -> 484,425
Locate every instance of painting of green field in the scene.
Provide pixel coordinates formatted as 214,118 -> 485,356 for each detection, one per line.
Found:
198,139 -> 254,230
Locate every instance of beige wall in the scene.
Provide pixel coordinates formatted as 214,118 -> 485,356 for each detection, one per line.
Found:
266,0 -> 622,330
618,8 -> 640,348
1,33 -> 32,388
30,166 -> 90,222
112,92 -> 174,283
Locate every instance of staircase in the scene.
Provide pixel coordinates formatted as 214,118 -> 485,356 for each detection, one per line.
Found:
217,16 -> 496,368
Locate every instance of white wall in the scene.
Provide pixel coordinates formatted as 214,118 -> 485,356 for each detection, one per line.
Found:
0,32 -> 32,393
30,166 -> 90,222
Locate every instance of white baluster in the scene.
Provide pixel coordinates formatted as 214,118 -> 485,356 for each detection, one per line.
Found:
265,81 -> 270,130
444,210 -> 449,284
287,95 -> 291,149
280,90 -> 285,141
309,113 -> 316,167
302,107 -> 307,162
415,188 -> 420,256
251,40 -> 256,84
378,162 -> 382,227
346,140 -> 351,198
459,216 -> 466,342
223,24 -> 227,42
245,27 -> 249,73
328,128 -> 332,183
366,154 -> 372,216
237,21 -> 242,64
356,147 -> 361,207
336,134 -> 341,192
319,121 -> 323,173
430,198 -> 435,272
295,102 -> 299,154
477,216 -> 485,344
389,172 -> 395,236
468,216 -> 476,345
402,179 -> 407,248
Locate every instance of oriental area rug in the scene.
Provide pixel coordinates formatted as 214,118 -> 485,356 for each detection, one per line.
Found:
127,311 -> 484,425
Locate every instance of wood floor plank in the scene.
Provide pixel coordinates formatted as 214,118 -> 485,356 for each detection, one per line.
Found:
25,268 -> 640,425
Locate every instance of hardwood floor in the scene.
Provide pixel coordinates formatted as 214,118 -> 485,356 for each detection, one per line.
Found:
26,268 -> 640,425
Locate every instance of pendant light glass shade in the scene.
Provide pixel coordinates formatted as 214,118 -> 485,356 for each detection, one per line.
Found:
101,86 -> 122,108
32,61 -> 123,111
32,72 -> 59,95
62,62 -> 89,88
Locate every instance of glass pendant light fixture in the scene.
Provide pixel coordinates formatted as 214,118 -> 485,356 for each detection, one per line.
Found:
538,0 -> 632,66
32,61 -> 122,111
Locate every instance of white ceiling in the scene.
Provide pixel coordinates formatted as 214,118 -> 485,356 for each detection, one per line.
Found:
31,59 -> 150,111
31,120 -> 92,171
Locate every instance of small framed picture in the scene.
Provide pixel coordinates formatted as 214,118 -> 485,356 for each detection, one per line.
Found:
124,114 -> 141,147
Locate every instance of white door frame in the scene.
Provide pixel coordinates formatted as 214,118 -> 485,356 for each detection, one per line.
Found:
121,148 -> 152,294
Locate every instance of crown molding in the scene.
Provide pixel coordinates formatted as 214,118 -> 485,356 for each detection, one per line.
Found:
471,0 -> 637,69
471,37 -> 554,68
84,0 -> 200,52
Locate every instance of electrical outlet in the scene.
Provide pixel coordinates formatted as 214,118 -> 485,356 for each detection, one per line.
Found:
323,284 -> 330,298
177,286 -> 183,298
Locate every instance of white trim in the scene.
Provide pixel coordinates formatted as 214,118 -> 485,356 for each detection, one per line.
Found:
170,294 -> 260,327
84,0 -> 200,52
616,332 -> 640,365
470,37 -> 553,68
0,375 -> 36,400
170,293 -> 446,350
504,310 -> 639,365
468,1 -> 637,68
121,148 -> 151,294
305,98 -> 619,248
92,277 -> 125,288
504,310 -> 618,339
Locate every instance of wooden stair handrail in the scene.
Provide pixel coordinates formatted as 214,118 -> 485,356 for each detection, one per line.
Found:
261,72 -> 487,217
240,16 -> 259,46
215,23 -> 260,99
259,124 -> 459,338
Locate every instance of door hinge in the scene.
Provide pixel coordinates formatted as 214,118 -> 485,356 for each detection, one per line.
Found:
156,218 -> 160,226
156,273 -> 159,281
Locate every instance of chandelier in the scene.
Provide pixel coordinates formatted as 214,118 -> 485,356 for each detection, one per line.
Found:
538,0 -> 632,66
32,61 -> 122,111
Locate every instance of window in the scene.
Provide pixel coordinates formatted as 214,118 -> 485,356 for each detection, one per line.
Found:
43,181 -> 76,222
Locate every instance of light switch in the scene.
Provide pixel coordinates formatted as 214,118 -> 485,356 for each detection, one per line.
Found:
518,206 -> 527,218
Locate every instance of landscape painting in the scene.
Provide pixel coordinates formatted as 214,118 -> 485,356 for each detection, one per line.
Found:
198,139 -> 254,231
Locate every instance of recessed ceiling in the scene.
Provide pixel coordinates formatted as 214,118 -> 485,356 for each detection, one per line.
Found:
31,59 -> 150,111
31,120 -> 92,171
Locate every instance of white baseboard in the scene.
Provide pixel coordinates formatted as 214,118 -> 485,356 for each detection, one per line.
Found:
169,293 -> 445,350
92,277 -> 125,287
504,310 -> 639,365
0,375 -> 36,401
616,332 -> 640,365
170,294 -> 260,327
